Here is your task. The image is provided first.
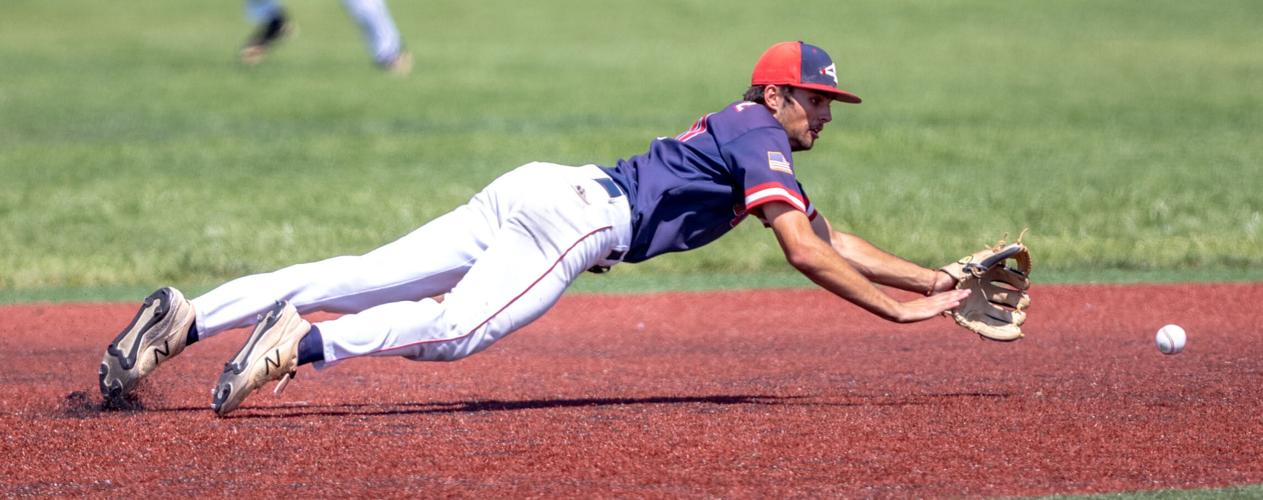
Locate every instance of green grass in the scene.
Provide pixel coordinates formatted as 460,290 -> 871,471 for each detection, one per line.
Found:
2,0 -> 1261,291
1040,484 -> 1263,499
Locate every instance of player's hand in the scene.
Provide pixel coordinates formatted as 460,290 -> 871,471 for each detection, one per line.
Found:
895,288 -> 970,323
928,270 -> 957,294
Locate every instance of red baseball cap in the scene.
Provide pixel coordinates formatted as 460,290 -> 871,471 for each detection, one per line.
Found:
751,41 -> 861,104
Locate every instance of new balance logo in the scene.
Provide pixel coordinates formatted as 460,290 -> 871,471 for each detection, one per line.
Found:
153,340 -> 170,364
264,350 -> 282,375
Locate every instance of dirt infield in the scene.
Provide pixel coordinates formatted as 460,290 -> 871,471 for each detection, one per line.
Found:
2,283 -> 1261,497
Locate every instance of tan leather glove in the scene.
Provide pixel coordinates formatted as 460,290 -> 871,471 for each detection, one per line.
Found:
940,236 -> 1032,341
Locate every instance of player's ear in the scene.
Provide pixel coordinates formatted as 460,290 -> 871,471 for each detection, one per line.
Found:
763,85 -> 783,110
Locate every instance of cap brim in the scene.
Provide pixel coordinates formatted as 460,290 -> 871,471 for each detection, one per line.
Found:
792,83 -> 862,104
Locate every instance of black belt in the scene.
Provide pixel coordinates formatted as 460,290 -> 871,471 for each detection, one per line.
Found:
588,177 -> 625,273
594,177 -> 623,198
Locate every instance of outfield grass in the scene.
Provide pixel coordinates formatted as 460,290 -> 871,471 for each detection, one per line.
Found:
2,0 -> 1261,292
1042,484 -> 1263,500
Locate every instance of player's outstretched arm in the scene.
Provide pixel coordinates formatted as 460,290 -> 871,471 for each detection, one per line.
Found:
809,214 -> 955,294
764,202 -> 969,323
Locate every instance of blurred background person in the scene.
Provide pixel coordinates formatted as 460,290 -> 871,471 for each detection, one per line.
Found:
241,0 -> 412,74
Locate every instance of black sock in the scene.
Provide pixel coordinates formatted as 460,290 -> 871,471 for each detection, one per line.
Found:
185,322 -> 200,346
297,325 -> 325,366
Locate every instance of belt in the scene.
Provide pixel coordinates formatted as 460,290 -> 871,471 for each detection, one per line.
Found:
593,177 -> 623,199
588,176 -> 626,273
589,253 -> 625,274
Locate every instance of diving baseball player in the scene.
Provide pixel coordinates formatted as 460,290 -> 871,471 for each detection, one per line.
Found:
99,41 -> 978,416
242,0 -> 411,73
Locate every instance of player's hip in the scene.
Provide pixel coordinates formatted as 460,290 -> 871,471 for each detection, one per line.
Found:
479,161 -> 631,262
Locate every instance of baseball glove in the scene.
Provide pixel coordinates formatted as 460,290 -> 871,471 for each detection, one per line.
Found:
940,234 -> 1032,341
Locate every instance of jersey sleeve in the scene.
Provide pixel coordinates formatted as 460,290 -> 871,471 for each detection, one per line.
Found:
798,182 -> 819,222
722,128 -> 817,223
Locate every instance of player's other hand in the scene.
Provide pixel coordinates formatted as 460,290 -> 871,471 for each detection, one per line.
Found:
895,288 -> 970,323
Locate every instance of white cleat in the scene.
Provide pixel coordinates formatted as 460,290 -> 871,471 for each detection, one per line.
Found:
99,287 -> 195,401
210,300 -> 310,416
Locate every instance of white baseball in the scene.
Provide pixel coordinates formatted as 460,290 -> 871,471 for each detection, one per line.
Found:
1155,324 -> 1186,355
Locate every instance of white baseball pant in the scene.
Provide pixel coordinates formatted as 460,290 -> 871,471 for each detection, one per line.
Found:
191,163 -> 632,368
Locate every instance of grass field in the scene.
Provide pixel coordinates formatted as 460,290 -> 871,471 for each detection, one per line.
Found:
2,0 -> 1260,293
1052,485 -> 1263,500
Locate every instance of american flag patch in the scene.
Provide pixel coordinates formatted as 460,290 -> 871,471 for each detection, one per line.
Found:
767,151 -> 792,174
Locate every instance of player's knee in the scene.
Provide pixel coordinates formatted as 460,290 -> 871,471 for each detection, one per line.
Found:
432,316 -> 500,361
406,337 -> 489,362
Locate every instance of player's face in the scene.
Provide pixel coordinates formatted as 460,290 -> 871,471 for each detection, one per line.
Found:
773,87 -> 833,151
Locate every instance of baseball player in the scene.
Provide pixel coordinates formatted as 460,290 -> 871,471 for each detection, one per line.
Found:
242,0 -> 411,73
99,41 -> 973,416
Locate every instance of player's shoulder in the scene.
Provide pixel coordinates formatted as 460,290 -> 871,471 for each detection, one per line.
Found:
708,101 -> 783,142
713,100 -> 778,125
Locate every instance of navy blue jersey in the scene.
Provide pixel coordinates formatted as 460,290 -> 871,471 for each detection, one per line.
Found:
600,101 -> 817,263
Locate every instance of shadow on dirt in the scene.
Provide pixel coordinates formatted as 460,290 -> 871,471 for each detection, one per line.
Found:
218,394 -> 797,419
53,391 -> 1013,419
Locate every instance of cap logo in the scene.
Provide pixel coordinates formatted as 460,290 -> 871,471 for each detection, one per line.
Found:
820,64 -> 838,85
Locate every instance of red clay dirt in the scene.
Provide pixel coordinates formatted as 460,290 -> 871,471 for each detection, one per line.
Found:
2,283 -> 1261,497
